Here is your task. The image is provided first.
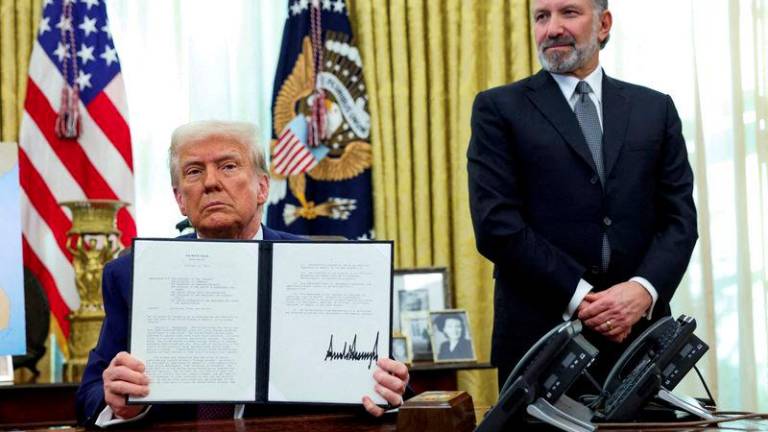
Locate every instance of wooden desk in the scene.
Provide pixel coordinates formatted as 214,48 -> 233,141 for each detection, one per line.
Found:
10,408 -> 768,432
0,363 -> 489,430
12,407 -> 399,432
0,383 -> 78,429
4,382 -> 767,431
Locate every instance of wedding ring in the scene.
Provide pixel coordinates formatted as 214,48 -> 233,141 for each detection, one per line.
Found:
605,320 -> 613,331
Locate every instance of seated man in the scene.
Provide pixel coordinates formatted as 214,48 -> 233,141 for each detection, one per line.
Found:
76,120 -> 409,426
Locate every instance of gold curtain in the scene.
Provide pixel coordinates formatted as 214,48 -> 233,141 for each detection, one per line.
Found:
0,0 -> 40,142
349,0 -> 537,407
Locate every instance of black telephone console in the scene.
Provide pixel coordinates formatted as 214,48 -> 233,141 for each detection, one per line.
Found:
476,320 -> 598,432
596,314 -> 708,421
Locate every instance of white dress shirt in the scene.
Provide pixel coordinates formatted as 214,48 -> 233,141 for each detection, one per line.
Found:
548,66 -> 659,321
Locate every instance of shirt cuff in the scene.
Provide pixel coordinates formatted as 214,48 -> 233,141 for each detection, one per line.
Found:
630,276 -> 658,319
95,404 -> 152,428
563,279 -> 593,321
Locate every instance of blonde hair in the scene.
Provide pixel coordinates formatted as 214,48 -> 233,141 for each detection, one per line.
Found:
169,120 -> 267,186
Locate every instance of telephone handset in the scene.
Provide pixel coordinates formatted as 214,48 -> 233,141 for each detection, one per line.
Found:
597,315 -> 708,421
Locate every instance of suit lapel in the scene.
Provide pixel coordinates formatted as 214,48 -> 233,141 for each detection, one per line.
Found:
601,74 -> 630,178
261,225 -> 277,240
525,70 -> 597,173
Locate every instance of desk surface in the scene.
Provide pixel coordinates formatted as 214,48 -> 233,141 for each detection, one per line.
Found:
8,408 -> 768,432
16,410 -> 398,432
3,385 -> 768,431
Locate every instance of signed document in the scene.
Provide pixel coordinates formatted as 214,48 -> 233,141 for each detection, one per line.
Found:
129,240 -> 260,403
268,242 -> 392,404
128,239 -> 392,405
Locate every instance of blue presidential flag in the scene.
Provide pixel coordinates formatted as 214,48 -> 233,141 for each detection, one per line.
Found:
267,0 -> 373,240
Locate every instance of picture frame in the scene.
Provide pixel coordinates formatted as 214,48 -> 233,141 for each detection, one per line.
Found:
0,355 -> 13,383
392,267 -> 450,333
400,310 -> 434,362
429,309 -> 477,363
391,334 -> 411,365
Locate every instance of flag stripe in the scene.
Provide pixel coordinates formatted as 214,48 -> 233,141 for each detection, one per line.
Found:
272,133 -> 296,161
18,149 -> 74,263
20,189 -> 78,310
116,207 -> 136,248
103,74 -> 129,120
283,146 -> 313,173
87,91 -> 133,170
285,150 -> 313,174
20,111 -> 86,202
294,154 -> 317,173
24,80 -> 123,201
22,236 -> 72,336
275,143 -> 305,173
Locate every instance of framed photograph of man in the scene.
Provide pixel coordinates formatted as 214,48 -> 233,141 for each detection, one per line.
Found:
429,310 -> 476,363
391,335 -> 411,365
392,267 -> 450,333
400,311 -> 434,361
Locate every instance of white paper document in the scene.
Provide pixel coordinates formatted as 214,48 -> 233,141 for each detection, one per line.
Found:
129,240 -> 260,403
268,242 -> 392,404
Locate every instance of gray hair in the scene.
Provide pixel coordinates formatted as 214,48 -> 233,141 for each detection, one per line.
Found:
169,120 -> 268,187
593,0 -> 610,49
531,0 -> 611,49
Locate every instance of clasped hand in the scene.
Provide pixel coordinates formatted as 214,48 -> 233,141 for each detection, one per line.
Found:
103,352 -> 409,419
577,281 -> 652,343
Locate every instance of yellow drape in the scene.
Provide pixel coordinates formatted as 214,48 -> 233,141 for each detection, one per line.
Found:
0,0 -> 40,142
349,0 -> 536,407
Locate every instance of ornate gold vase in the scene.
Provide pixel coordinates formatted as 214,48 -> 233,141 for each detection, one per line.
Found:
61,200 -> 126,382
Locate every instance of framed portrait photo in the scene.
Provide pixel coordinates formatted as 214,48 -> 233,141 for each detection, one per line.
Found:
391,334 -> 411,365
429,310 -> 476,363
400,310 -> 434,362
392,268 -> 450,333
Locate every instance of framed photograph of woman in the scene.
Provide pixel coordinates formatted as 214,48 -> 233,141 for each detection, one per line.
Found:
391,335 -> 411,365
429,310 -> 476,363
400,310 -> 434,361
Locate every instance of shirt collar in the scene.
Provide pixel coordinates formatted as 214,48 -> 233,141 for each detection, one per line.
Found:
549,65 -> 604,104
196,224 -> 264,240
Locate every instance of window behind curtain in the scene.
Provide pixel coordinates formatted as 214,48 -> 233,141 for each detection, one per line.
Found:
107,0 -> 286,237
602,0 -> 768,411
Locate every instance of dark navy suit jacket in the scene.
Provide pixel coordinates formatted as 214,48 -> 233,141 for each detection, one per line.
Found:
76,226 -> 303,425
467,70 -> 698,385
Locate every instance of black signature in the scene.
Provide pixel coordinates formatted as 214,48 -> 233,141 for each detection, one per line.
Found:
324,331 -> 379,369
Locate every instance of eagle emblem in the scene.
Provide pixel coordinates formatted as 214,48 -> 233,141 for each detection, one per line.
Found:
270,32 -> 371,225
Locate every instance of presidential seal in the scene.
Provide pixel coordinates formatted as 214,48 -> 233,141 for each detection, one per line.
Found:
270,32 -> 372,226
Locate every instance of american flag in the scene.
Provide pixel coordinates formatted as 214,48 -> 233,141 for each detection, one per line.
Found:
19,0 -> 135,338
272,116 -> 326,176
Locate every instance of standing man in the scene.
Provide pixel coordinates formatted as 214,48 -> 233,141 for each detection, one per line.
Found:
467,0 -> 698,388
76,121 -> 409,426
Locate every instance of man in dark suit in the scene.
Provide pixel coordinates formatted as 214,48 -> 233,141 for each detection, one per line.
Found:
76,120 -> 409,426
467,0 -> 698,389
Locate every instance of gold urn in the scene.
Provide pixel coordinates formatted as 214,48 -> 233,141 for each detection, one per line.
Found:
61,200 -> 126,382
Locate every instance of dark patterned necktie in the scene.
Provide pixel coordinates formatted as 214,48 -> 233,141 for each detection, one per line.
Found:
196,403 -> 234,420
575,81 -> 610,272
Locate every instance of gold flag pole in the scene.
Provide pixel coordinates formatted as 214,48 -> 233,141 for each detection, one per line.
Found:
60,200 -> 126,382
